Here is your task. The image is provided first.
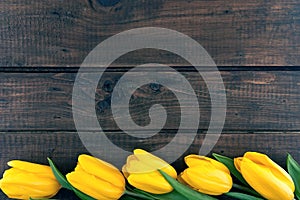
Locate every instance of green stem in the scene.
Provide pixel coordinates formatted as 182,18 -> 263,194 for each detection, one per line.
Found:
124,190 -> 154,200
233,183 -> 261,197
225,192 -> 264,200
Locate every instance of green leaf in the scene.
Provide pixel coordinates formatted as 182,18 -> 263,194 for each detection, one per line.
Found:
124,190 -> 155,200
213,154 -> 261,197
232,184 -> 261,197
151,190 -> 188,200
133,188 -> 188,200
47,158 -> 95,200
131,189 -> 160,200
158,170 -> 217,200
47,157 -> 73,190
225,192 -> 264,200
72,189 -> 96,200
287,154 -> 300,200
120,195 -> 141,200
212,153 -> 248,186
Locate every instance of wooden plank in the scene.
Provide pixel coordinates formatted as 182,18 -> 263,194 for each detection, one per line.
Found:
0,131 -> 298,175
0,71 -> 300,130
0,0 -> 299,67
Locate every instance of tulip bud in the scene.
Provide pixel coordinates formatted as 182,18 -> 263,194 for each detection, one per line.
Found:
179,155 -> 232,195
0,160 -> 61,199
122,149 -> 177,194
66,154 -> 125,200
234,152 -> 295,200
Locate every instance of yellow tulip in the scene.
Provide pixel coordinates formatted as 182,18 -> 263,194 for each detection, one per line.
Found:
122,149 -> 177,194
234,152 -> 295,200
66,154 -> 125,200
179,155 -> 232,195
0,160 -> 61,199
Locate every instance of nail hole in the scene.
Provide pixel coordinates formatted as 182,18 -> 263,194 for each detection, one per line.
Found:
103,80 -> 114,93
97,100 -> 110,113
49,87 -> 62,92
150,83 -> 161,92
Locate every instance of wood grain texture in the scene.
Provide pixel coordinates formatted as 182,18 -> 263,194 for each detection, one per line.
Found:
0,131 -> 298,187
0,0 -> 299,67
1,70 -> 300,131
1,1 -> 299,199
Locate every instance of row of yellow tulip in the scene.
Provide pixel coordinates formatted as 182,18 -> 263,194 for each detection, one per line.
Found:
0,149 -> 299,200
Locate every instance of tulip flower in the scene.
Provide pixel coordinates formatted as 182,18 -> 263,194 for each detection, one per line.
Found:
122,149 -> 177,194
234,152 -> 295,200
179,155 -> 232,195
0,160 -> 61,199
66,154 -> 125,200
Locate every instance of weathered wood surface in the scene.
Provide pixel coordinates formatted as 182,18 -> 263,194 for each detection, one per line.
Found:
0,0 -> 299,67
1,71 -> 300,131
1,132 -> 299,173
1,0 -> 300,199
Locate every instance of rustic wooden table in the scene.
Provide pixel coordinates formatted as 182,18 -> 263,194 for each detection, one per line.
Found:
0,0 -> 299,199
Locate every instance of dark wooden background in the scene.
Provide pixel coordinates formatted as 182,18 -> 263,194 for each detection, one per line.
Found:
1,0 -> 300,199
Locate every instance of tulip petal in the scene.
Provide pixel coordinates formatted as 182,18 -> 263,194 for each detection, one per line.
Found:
66,171 -> 124,200
244,152 -> 294,192
180,166 -> 232,195
1,183 -> 58,199
7,160 -> 54,178
159,170 -> 217,200
0,169 -> 60,199
240,157 -> 294,200
1,168 -> 60,189
185,155 -> 230,175
213,153 -> 250,187
127,172 -> 173,194
234,157 -> 243,173
132,149 -> 177,177
77,154 -> 125,188
124,149 -> 177,195
122,165 -> 129,178
124,155 -> 155,174
48,158 -> 95,200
